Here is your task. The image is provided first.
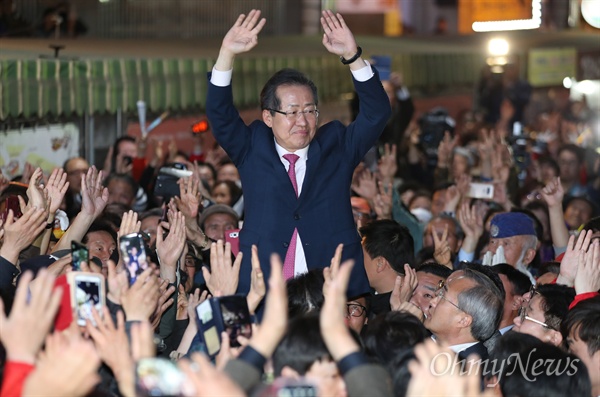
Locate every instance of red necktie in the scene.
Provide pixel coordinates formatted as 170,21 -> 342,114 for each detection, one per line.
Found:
283,154 -> 299,280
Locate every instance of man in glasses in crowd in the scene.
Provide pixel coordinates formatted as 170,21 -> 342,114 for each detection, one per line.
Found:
206,9 -> 391,300
423,268 -> 504,360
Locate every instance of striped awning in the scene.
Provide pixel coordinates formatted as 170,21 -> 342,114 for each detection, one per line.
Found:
0,52 -> 483,120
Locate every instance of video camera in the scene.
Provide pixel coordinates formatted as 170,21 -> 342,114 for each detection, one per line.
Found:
418,107 -> 456,167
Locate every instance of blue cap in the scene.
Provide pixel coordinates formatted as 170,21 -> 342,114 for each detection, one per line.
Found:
371,55 -> 391,81
490,212 -> 536,238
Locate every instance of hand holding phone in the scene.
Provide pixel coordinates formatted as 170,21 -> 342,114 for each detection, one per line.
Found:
71,241 -> 89,271
468,182 -> 494,200
119,233 -> 149,285
224,229 -> 240,257
67,272 -> 106,326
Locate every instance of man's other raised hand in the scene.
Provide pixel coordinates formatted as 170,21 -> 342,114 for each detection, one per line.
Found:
215,9 -> 266,71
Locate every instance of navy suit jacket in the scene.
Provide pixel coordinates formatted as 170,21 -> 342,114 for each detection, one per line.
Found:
206,69 -> 391,299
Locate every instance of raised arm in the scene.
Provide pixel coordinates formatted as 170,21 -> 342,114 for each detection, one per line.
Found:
214,9 -> 266,72
320,10 -> 366,71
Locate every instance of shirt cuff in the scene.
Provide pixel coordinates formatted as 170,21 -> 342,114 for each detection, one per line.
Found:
457,249 -> 474,263
337,351 -> 368,376
238,345 -> 267,372
210,67 -> 233,87
350,61 -> 374,82
569,292 -> 600,310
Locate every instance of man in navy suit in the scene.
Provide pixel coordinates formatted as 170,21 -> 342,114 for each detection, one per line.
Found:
206,9 -> 391,299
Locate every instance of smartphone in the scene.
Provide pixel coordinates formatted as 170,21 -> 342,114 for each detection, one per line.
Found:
224,229 -> 240,257
69,272 -> 105,327
119,233 -> 148,285
0,195 -> 23,223
468,182 -> 494,200
71,241 -> 89,271
136,358 -> 186,397
195,295 -> 253,357
265,378 -> 318,397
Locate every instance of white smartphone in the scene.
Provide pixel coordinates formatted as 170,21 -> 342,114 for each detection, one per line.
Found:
69,272 -> 105,326
468,182 -> 494,200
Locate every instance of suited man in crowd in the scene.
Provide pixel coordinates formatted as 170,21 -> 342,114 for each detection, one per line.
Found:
206,9 -> 391,299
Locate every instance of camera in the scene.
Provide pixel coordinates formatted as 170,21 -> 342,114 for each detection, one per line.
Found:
153,163 -> 193,200
418,107 -> 456,167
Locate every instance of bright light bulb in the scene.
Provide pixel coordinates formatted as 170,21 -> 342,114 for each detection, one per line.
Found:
488,38 -> 510,56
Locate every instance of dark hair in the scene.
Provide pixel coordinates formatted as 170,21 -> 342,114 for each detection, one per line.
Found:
557,143 -> 583,164
113,136 -> 136,157
538,155 -> 560,176
536,283 -> 576,331
83,220 -> 118,246
363,311 -> 429,365
583,215 -> 600,232
416,262 -> 452,279
492,332 -> 591,397
537,261 -> 561,277
103,173 -> 138,199
260,69 -> 318,113
272,314 -> 330,377
139,208 -> 163,220
388,349 -> 416,397
212,180 -> 243,207
286,269 -> 325,319
408,190 -> 432,209
360,219 -> 415,273
562,296 -> 600,357
397,181 -> 426,196
491,263 -> 532,296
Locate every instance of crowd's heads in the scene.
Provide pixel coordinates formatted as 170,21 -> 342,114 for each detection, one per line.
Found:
562,296 -> 600,394
557,143 -> 583,183
563,195 -> 597,230
104,173 -> 138,209
211,180 -> 242,207
139,208 -> 163,248
286,269 -> 325,319
216,162 -> 240,184
487,212 -> 538,270
360,220 -> 414,292
272,314 -> 346,397
345,294 -> 369,334
363,311 -> 429,366
423,214 -> 464,252
424,268 -> 503,343
491,263 -> 532,328
82,220 -> 118,274
63,157 -> 89,194
490,332 -> 591,397
409,263 -> 452,313
513,283 -> 575,346
198,204 -> 239,241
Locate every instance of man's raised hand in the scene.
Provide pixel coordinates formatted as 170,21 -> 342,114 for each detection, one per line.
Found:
320,10 -> 360,63
216,9 -> 266,70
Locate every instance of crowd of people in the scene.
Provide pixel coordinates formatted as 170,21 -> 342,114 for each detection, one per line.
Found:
0,8 -> 599,397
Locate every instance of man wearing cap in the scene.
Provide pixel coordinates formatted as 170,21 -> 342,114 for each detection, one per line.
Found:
459,212 -> 538,283
198,204 -> 240,242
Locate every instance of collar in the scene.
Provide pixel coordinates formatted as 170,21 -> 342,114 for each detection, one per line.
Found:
499,324 -> 514,335
274,139 -> 309,162
431,335 -> 478,353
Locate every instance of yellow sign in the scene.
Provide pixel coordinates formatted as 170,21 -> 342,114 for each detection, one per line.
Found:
459,0 -> 532,34
528,48 -> 577,87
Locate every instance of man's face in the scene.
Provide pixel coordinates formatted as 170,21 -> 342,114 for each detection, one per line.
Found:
564,199 -> 593,230
217,164 -> 240,183
512,294 -> 554,343
305,359 -> 347,397
487,235 -> 529,268
410,271 -> 444,314
567,332 -> 600,390
203,213 -> 237,241
140,215 -> 160,248
117,140 -> 137,162
424,271 -> 475,339
558,150 -> 580,183
85,230 -> 116,269
423,218 -> 460,252
107,179 -> 135,208
263,85 -> 318,153
65,158 -> 89,194
345,296 -> 367,334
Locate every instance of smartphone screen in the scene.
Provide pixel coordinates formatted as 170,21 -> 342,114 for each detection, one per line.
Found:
74,276 -> 102,326
119,233 -> 148,285
136,358 -> 185,397
71,241 -> 89,271
468,182 -> 494,200
219,296 -> 252,347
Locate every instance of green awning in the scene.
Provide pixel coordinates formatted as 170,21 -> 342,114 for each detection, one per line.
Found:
0,53 -> 483,120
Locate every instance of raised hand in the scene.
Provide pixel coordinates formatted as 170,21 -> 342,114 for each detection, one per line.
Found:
246,245 -> 266,314
0,206 -> 48,264
81,166 -> 109,219
179,352 -> 245,397
352,168 -> 377,201
121,268 -> 160,322
378,143 -> 397,184
218,9 -> 266,65
457,201 -> 483,255
176,284 -> 189,320
574,240 -> 600,295
150,278 -> 176,330
540,176 -> 564,208
436,131 -> 458,169
174,176 -> 201,221
156,211 -> 187,283
433,224 -> 453,268
203,240 -> 243,297
0,270 -> 62,364
373,181 -> 392,220
320,10 -> 360,62
390,264 -> 419,311
25,167 -> 49,212
46,167 -> 69,214
443,185 -> 461,213
557,230 -> 593,287
118,210 -> 141,240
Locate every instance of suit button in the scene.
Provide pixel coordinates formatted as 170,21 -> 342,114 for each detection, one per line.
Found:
283,242 -> 289,248
294,213 -> 300,220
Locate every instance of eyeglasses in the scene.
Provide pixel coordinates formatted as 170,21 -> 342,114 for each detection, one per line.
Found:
346,303 -> 367,318
435,279 -> 463,312
518,305 -> 552,329
266,108 -> 319,120
523,284 -> 538,303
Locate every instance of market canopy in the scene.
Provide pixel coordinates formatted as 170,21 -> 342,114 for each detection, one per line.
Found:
1,31 -> 595,120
